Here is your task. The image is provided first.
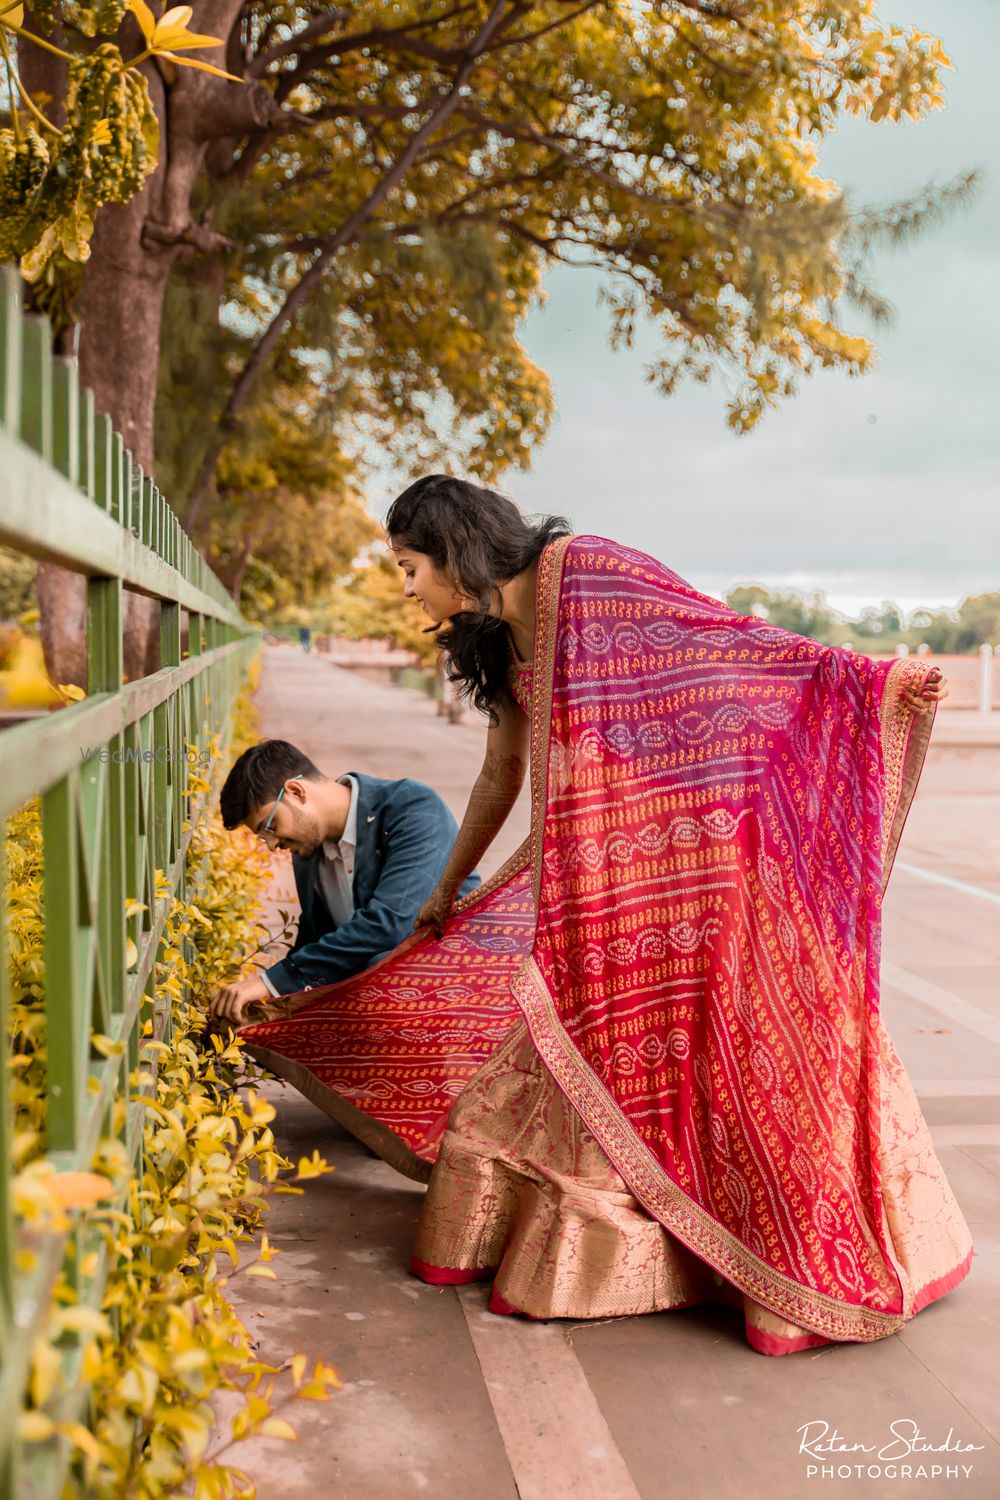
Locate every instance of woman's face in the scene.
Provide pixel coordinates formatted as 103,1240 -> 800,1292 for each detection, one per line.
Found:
390,543 -> 472,623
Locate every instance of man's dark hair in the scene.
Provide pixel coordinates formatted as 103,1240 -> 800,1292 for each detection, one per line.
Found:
220,740 -> 323,829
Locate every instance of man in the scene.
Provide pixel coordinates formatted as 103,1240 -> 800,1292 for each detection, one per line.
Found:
209,739 -> 479,1026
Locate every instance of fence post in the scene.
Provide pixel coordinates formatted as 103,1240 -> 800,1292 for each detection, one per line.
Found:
979,643 -> 993,714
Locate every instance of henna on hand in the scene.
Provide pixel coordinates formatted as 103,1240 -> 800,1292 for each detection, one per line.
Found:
435,749 -> 527,902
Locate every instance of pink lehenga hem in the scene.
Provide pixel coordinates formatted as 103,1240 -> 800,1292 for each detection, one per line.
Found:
409,1257 -> 496,1287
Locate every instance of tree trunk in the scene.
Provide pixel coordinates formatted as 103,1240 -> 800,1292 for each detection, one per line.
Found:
228,530 -> 257,604
77,189 -> 177,684
21,3 -> 253,689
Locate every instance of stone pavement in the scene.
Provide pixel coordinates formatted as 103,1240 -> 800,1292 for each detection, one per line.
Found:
215,645 -> 1000,1500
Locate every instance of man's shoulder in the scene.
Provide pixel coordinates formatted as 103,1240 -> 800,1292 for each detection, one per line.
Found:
351,773 -> 451,816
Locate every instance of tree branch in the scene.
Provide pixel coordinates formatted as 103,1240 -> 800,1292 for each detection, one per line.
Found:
184,0 -> 525,529
249,4 -> 477,78
141,219 -> 237,254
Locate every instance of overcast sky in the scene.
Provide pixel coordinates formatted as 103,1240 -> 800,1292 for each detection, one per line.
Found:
370,1 -> 999,619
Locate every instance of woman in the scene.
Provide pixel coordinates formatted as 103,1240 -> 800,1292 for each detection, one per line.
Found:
241,475 -> 973,1356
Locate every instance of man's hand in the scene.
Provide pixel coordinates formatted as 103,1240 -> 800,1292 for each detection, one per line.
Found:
208,974 -> 272,1029
902,667 -> 949,717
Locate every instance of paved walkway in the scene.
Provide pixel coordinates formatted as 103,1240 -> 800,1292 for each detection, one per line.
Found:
217,646 -> 1000,1499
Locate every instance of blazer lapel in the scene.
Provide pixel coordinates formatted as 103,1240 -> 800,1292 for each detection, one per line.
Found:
350,772 -> 382,900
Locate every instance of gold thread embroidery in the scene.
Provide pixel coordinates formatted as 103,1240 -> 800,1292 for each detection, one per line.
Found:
879,657 -> 937,896
512,956 -> 906,1344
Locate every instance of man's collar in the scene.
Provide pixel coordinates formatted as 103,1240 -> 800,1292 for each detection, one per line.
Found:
339,774 -> 359,850
323,774 -> 359,856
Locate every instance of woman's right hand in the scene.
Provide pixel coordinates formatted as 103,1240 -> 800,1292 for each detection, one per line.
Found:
414,887 -> 454,938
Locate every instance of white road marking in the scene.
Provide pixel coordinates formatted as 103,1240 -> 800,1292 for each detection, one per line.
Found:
881,961 -> 1000,1049
457,1287 -> 642,1500
896,861 -> 1000,907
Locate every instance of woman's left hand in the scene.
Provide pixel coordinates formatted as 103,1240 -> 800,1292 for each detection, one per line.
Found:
902,667 -> 948,716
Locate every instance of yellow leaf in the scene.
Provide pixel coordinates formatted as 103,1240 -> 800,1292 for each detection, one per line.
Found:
156,51 -> 245,82
56,682 -> 87,702
297,1380 -> 334,1400
290,1352 -> 307,1388
56,1420 -> 102,1462
156,23 -> 224,51
52,1305 -> 111,1338
126,937 -> 139,970
30,1340 -> 63,1407
257,1416 -> 298,1441
0,4 -> 25,27
118,1361 -> 159,1415
157,3 -> 192,28
168,1405 -> 210,1463
19,1410 -> 54,1442
92,1033 -> 124,1059
292,1150 -> 332,1181
243,1263 -> 277,1280
128,0 -> 156,44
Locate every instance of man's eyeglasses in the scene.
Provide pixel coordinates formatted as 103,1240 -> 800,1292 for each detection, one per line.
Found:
256,774 -> 302,846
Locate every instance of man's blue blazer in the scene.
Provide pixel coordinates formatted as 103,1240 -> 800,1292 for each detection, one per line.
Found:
263,771 -> 480,996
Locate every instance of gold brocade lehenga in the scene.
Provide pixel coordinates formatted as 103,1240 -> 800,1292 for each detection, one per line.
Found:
410,656 -> 973,1356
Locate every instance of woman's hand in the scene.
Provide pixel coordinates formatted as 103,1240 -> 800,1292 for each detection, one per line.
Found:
902,667 -> 949,716
414,886 -> 455,939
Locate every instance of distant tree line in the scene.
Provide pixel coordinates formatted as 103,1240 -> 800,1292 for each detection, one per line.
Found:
726,585 -> 1000,654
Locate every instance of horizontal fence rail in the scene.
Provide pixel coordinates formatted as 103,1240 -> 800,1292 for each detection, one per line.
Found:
0,266 -> 259,1498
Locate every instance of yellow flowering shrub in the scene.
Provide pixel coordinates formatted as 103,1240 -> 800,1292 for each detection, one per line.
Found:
6,669 -> 340,1497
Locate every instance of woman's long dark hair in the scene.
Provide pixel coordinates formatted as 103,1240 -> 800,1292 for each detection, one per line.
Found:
384,475 -> 571,719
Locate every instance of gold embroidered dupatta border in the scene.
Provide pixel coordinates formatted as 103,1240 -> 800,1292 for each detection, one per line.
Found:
513,535 -> 911,1344
879,657 -> 938,896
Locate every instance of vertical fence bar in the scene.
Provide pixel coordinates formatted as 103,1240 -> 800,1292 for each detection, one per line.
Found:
141,475 -> 155,550
19,316 -> 52,460
77,387 -> 96,503
131,463 -> 144,546
89,559 -> 125,1029
42,778 -> 82,1154
51,360 -> 79,485
0,269 -> 22,433
93,413 -> 113,515
109,432 -> 124,525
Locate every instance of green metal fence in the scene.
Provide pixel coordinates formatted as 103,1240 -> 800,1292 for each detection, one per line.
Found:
0,267 -> 258,1496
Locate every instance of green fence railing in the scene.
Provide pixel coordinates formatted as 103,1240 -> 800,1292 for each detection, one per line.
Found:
0,267 -> 259,1497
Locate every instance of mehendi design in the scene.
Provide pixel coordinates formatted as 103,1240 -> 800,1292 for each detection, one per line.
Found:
436,751 -> 527,900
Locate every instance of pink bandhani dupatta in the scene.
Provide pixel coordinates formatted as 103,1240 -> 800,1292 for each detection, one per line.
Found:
242,533 -> 968,1342
512,535 -> 954,1344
